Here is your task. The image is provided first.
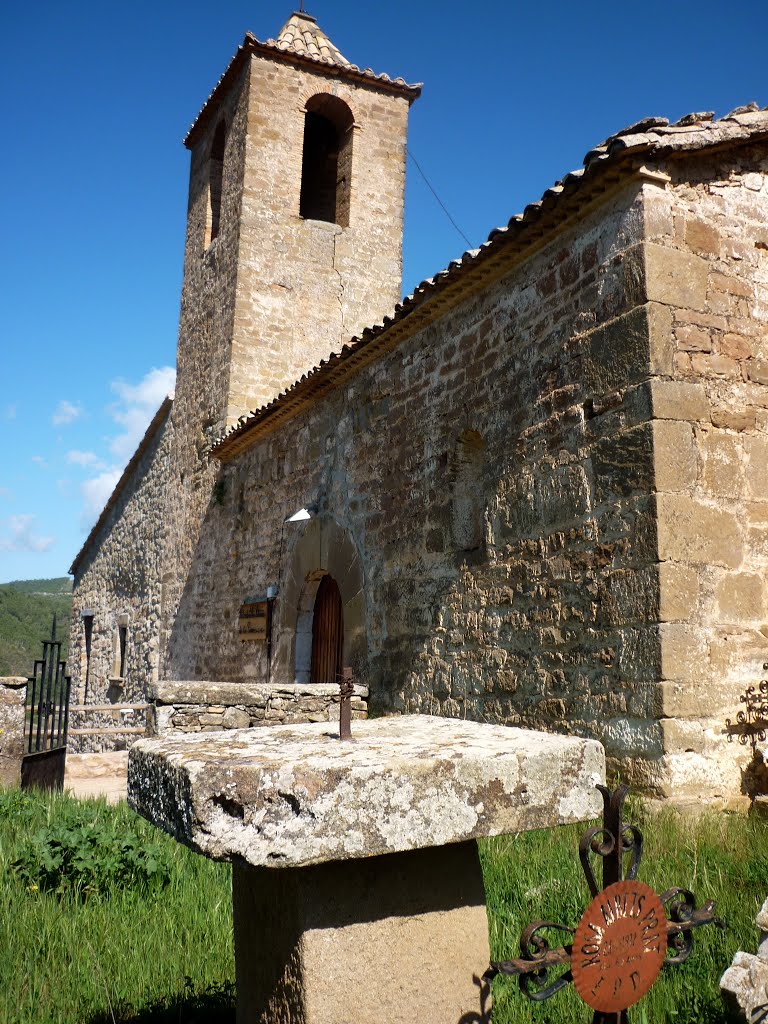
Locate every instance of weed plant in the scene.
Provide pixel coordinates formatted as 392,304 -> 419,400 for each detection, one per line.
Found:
11,797 -> 171,898
1,787 -> 766,1022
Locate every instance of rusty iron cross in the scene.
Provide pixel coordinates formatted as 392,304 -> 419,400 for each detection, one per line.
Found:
484,785 -> 723,1024
338,667 -> 354,741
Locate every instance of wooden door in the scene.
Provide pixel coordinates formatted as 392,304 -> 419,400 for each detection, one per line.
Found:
310,575 -> 344,684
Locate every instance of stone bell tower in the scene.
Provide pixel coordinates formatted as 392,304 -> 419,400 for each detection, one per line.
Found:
159,12 -> 420,674
177,10 -> 421,432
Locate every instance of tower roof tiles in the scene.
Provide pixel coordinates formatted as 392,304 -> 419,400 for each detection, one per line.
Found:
184,13 -> 421,148
271,11 -> 351,67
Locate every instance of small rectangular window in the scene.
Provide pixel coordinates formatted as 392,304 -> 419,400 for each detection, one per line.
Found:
82,613 -> 94,701
118,625 -> 127,679
83,614 -> 94,663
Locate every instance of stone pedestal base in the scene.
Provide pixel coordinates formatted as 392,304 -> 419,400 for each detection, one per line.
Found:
232,841 -> 491,1024
131,717 -> 603,1022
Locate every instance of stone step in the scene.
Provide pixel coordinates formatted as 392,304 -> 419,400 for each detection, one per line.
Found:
70,703 -> 150,712
64,751 -> 129,804
65,751 -> 129,776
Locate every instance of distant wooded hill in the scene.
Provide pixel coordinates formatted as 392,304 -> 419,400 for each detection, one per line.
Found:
0,578 -> 73,677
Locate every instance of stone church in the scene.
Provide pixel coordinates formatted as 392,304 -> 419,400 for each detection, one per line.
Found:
69,9 -> 768,803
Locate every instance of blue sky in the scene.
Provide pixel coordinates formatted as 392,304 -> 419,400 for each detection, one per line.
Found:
2,0 -> 767,584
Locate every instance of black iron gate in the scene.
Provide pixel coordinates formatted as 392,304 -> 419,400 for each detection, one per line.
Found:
22,615 -> 72,791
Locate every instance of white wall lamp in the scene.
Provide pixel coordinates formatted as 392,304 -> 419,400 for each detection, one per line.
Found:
284,505 -> 318,523
277,504 -> 319,594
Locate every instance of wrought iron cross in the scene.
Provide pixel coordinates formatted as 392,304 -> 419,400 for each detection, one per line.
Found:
484,785 -> 722,1024
726,666 -> 768,751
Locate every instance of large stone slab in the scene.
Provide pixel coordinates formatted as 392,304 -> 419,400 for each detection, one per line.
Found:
150,679 -> 367,707
129,715 -> 604,867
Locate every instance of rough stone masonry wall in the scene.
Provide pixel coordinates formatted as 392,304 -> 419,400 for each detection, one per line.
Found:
0,678 -> 26,787
68,67 -> 252,738
66,66 -> 252,737
167,180 -> 669,783
642,147 -> 768,798
227,56 -> 411,424
70,406 -> 173,750
159,62 -> 251,681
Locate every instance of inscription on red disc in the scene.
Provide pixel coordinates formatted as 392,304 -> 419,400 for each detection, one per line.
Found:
571,880 -> 667,1013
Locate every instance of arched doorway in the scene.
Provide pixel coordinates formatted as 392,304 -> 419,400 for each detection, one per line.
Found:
310,574 -> 344,683
275,516 -> 366,686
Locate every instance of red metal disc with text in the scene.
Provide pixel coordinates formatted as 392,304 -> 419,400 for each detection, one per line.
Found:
571,880 -> 667,1013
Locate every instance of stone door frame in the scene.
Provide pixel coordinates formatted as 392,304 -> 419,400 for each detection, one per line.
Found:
274,515 -> 366,686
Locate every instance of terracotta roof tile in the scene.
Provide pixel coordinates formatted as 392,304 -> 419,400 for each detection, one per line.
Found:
212,106 -> 768,461
270,12 -> 352,66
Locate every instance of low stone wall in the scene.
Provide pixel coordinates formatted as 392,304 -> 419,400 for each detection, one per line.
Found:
0,678 -> 27,787
149,680 -> 368,736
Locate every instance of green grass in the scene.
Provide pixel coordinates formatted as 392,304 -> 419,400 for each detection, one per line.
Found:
0,788 -> 234,1024
1,788 -> 764,1023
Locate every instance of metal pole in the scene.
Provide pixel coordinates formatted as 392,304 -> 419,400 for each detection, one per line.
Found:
338,667 -> 353,740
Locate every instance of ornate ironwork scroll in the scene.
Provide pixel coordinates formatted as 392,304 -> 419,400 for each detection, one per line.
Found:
726,666 -> 768,752
484,784 -> 722,1023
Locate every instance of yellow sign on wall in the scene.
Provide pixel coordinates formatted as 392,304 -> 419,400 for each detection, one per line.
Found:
239,602 -> 269,642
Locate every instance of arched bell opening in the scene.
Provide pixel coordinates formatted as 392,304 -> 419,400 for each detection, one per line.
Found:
205,119 -> 226,248
299,94 -> 354,227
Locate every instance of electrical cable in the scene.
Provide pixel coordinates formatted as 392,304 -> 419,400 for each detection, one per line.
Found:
407,147 -> 472,248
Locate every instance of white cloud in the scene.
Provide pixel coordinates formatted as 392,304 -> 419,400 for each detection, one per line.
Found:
77,366 -> 175,528
67,450 -> 105,469
31,455 -> 48,469
4,405 -> 16,420
52,399 -> 83,426
81,469 -> 123,524
0,514 -> 54,553
108,367 -> 175,462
